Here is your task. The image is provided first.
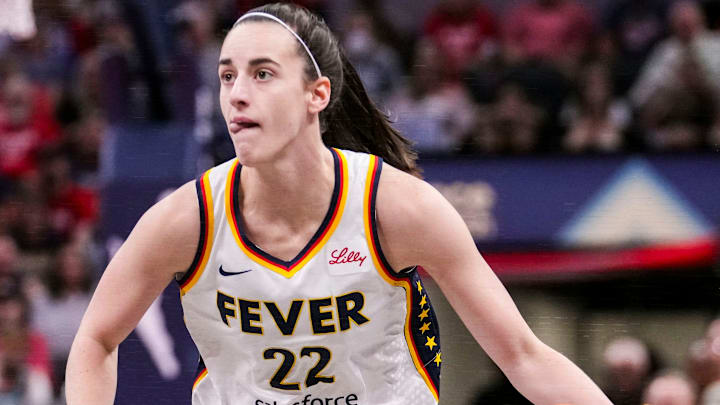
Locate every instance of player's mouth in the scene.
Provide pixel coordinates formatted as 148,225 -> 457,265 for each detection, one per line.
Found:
229,117 -> 260,133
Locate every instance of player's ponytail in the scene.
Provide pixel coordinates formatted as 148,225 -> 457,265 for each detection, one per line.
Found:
322,51 -> 419,176
234,3 -> 420,176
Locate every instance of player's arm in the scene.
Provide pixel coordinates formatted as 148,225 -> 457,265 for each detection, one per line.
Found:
65,180 -> 200,405
376,164 -> 612,405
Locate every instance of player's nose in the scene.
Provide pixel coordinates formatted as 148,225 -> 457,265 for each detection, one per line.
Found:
229,76 -> 250,108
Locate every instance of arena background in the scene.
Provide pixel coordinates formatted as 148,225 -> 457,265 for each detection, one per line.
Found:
1,0 -> 719,404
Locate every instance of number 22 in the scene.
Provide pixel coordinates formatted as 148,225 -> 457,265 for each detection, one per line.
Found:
263,347 -> 334,390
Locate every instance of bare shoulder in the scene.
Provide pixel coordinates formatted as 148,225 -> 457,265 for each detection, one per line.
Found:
376,164 -> 448,227
376,163 -> 475,272
146,180 -> 199,236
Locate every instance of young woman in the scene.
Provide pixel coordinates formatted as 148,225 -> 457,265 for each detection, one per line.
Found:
66,4 -> 612,404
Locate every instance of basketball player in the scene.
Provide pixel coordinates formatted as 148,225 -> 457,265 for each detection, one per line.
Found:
66,4 -> 611,404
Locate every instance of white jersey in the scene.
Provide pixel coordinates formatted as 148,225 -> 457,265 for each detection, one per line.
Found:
177,149 -> 441,405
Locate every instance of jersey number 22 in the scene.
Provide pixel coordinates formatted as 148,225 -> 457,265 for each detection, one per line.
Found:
263,347 -> 334,390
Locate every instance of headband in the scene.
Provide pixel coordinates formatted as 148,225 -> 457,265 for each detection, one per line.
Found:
235,12 -> 322,79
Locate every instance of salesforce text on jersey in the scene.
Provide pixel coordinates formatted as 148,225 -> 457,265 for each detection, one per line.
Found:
255,393 -> 358,405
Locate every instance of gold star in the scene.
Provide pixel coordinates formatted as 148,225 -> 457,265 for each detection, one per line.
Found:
416,280 -> 423,294
419,322 -> 431,334
433,352 -> 442,367
418,308 -> 429,321
425,336 -> 437,350
419,295 -> 427,308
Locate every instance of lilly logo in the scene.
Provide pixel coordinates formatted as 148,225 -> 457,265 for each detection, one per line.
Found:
328,247 -> 366,267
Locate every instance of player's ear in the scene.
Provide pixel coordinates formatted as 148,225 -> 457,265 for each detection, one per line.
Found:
307,76 -> 331,114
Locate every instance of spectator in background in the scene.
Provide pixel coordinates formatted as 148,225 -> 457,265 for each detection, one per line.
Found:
462,80 -> 543,155
64,0 -> 98,58
0,69 -> 61,180
600,0 -> 669,96
698,319 -> 720,405
0,235 -> 23,305
66,0 -> 117,124
8,196 -> 59,254
168,0 -> 222,122
91,1 -> 141,123
704,382 -> 720,405
39,148 -> 98,247
687,338 -> 720,404
0,173 -> 19,234
600,336 -> 657,405
10,12 -> 74,93
71,48 -> 103,123
59,109 -> 105,187
0,235 -> 18,281
423,0 -> 498,79
630,0 -> 720,151
387,40 -> 475,154
642,371 -> 698,405
0,178 -> 11,230
2,147 -> 93,254
502,0 -> 595,78
0,276 -> 52,405
497,0 -> 595,152
688,339 -> 716,389
342,9 -> 403,107
561,61 -> 631,153
31,243 -> 93,398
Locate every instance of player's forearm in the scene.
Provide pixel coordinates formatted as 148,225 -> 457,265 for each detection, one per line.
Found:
65,334 -> 119,404
504,342 -> 612,405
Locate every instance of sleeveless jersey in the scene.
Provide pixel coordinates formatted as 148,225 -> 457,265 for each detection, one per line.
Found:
176,149 -> 441,405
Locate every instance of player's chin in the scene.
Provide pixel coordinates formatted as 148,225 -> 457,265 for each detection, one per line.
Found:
233,144 -> 268,168
233,146 -> 255,166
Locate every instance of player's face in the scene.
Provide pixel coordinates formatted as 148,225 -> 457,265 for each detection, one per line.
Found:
218,22 -> 313,165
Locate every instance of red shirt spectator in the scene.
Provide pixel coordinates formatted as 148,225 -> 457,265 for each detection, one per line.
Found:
24,332 -> 52,379
0,276 -> 54,402
503,0 -> 595,72
424,0 -> 498,76
68,12 -> 98,56
47,184 -> 98,239
0,73 -> 61,179
0,276 -> 53,380
40,150 -> 99,241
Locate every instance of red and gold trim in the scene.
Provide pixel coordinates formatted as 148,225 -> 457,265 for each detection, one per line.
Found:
192,368 -> 208,391
225,148 -> 349,278
179,170 -> 215,296
363,155 -> 440,402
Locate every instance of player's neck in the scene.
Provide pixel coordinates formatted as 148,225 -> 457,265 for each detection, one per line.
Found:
240,137 -> 335,224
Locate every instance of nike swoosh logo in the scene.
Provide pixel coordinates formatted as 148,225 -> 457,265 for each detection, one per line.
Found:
219,265 -> 252,276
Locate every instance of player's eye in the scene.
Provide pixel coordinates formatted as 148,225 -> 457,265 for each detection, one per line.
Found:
220,71 -> 235,83
256,70 -> 273,81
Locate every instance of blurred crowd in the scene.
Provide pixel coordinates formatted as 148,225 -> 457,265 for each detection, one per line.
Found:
356,0 -> 720,155
472,323 -> 720,405
0,0 -> 719,404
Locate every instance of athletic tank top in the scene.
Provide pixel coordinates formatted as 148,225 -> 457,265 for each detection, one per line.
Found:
176,149 -> 441,405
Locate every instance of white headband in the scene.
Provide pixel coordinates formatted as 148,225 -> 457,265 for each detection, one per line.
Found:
235,12 -> 322,79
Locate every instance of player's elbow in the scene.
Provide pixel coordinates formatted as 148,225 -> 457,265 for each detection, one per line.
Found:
70,329 -> 119,360
494,333 -> 549,379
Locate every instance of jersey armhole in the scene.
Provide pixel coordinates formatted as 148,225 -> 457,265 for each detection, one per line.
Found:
177,171 -> 214,295
364,156 -> 406,278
